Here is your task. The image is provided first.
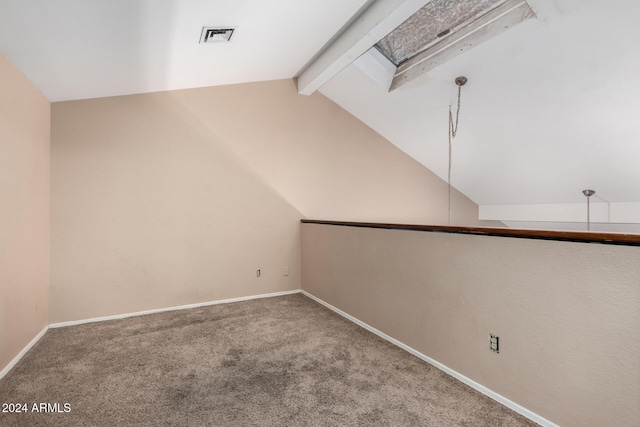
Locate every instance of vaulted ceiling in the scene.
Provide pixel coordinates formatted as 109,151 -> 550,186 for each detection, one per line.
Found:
0,0 -> 370,101
1,0 -> 638,231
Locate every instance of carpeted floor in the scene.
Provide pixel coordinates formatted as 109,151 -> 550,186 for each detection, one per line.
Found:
0,294 -> 537,426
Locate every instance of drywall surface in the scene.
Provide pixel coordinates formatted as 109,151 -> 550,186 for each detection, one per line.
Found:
51,89 -> 302,323
0,53 -> 50,371
51,78 -> 481,323
162,79 -> 481,226
301,223 -> 640,427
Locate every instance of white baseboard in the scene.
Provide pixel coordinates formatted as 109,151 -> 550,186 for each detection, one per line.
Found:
49,289 -> 302,329
3,289 -> 556,427
2,290 -> 303,380
2,290 -> 302,379
301,290 -> 558,427
0,326 -> 49,381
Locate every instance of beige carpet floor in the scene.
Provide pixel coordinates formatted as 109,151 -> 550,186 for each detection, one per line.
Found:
0,294 -> 537,426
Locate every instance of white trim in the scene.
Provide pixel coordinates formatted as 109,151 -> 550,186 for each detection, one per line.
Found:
2,289 -> 556,427
2,291 -> 302,379
353,48 -> 396,90
301,290 -> 559,427
296,0 -> 431,95
0,326 -> 49,381
49,290 -> 301,329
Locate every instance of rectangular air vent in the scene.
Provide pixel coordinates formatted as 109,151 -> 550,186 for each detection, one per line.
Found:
200,27 -> 236,43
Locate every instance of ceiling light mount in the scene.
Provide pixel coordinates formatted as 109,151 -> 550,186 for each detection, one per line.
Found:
455,76 -> 468,86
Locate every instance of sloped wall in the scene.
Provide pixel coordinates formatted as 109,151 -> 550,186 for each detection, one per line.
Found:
157,79 -> 482,225
0,53 -> 50,372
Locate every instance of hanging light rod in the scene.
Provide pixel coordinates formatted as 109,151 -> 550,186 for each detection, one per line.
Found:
447,76 -> 467,225
583,189 -> 595,231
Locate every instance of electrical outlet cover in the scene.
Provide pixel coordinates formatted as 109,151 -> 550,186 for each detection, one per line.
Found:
489,334 -> 499,353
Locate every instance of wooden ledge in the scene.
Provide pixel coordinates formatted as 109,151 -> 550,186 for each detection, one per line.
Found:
301,220 -> 640,246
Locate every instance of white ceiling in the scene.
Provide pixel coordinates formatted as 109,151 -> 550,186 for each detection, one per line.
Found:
0,0 -> 369,101
1,0 -> 639,227
318,0 -> 640,226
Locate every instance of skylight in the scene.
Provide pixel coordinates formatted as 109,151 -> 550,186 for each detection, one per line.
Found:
374,0 -> 535,90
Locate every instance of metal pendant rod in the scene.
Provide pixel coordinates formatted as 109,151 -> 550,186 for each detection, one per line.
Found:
583,189 -> 595,231
448,76 -> 467,225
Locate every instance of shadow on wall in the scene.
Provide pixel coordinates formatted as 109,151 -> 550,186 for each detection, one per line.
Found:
161,79 -> 485,226
50,85 -> 303,324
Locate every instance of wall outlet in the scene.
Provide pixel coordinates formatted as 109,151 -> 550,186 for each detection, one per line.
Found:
282,266 -> 289,276
256,269 -> 261,278
489,334 -> 500,353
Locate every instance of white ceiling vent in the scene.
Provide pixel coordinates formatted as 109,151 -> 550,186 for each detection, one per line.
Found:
200,27 -> 236,43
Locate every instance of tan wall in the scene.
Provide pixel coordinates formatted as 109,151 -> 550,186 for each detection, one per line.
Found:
51,79 -> 481,323
149,79 -> 481,226
50,89 -> 303,323
301,223 -> 640,427
0,53 -> 50,371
